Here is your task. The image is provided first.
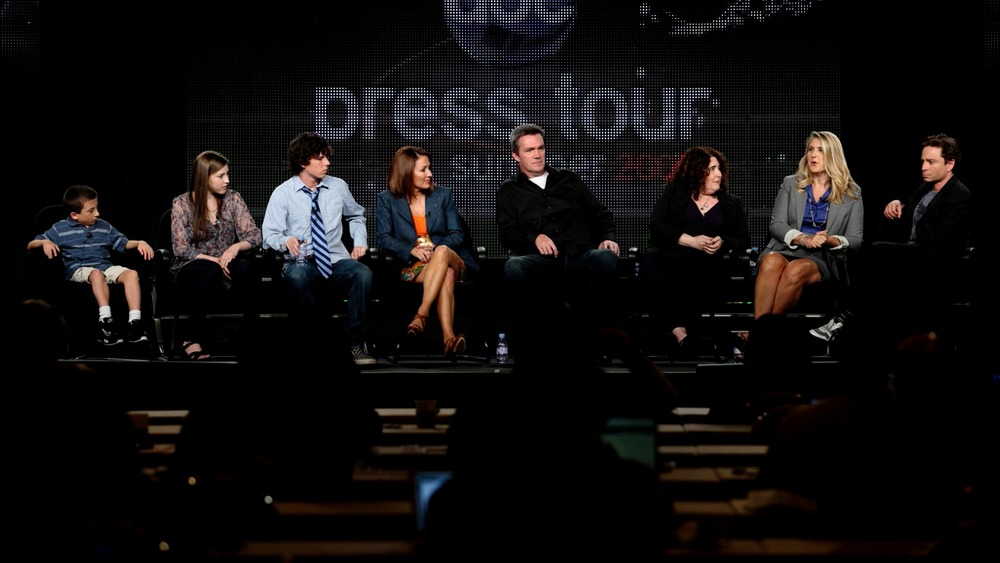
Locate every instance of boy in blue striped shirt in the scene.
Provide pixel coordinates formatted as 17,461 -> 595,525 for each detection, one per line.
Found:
28,185 -> 154,345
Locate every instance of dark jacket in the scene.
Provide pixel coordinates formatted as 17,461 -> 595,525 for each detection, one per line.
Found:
895,175 -> 973,256
496,166 -> 616,259
376,186 -> 480,271
647,183 -> 750,258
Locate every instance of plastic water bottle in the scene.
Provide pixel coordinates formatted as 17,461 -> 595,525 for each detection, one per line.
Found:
495,333 -> 509,364
296,238 -> 310,264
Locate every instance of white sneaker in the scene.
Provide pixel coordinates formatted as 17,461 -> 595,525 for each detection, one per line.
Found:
809,317 -> 844,342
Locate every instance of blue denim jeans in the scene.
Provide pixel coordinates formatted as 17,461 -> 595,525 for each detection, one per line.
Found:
503,248 -> 619,323
282,258 -> 372,347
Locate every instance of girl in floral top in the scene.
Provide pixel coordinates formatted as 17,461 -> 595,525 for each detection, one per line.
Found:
171,150 -> 262,360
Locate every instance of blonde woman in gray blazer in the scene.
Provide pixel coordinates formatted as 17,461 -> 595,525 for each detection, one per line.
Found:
754,131 -> 863,319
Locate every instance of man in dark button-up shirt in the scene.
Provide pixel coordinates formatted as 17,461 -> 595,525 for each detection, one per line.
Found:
496,123 -> 621,337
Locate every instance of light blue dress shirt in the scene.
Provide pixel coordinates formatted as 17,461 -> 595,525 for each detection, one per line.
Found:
262,175 -> 367,262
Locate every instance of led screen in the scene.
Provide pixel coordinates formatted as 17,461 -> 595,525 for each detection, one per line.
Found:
186,0 -> 840,257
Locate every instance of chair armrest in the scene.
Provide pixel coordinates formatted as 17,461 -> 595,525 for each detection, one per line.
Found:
243,246 -> 265,261
24,246 -> 66,279
829,247 -> 859,287
148,247 -> 172,283
259,247 -> 286,277
116,247 -> 158,278
717,246 -> 756,279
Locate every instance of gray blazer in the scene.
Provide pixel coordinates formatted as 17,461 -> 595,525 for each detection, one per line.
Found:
762,174 -> 863,280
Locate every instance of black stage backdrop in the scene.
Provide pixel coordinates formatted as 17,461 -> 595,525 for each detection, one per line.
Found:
182,0 -> 845,257
8,0 -> 992,298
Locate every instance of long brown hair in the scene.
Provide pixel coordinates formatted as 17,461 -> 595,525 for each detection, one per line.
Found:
188,150 -> 228,243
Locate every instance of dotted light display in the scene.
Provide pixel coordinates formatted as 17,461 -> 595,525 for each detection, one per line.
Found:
186,1 -> 839,258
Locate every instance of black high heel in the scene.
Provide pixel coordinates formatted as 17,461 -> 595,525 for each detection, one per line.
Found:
732,331 -> 749,363
674,336 -> 696,360
181,341 -> 210,361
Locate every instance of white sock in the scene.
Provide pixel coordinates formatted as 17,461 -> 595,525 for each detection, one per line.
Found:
99,306 -> 112,319
129,310 -> 141,322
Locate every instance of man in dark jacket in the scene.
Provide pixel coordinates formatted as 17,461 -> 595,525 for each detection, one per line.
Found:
881,133 -> 973,255
496,123 -> 620,334
811,134 -> 973,349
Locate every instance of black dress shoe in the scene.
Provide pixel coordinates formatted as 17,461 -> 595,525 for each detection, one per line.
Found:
674,336 -> 697,360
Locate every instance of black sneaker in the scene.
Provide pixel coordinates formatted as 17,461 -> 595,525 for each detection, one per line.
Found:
351,346 -> 376,366
127,319 -> 148,343
98,317 -> 122,346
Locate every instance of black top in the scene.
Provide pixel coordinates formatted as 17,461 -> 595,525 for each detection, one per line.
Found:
647,182 -> 750,258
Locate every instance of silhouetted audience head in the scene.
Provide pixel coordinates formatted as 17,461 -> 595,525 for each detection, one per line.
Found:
167,315 -> 381,555
744,314 -> 811,395
17,298 -> 70,364
890,330 -> 960,404
8,299 -> 149,560
423,300 -> 672,561
755,329 -> 990,541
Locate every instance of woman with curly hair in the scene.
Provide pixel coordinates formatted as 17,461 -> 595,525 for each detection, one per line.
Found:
644,146 -> 750,359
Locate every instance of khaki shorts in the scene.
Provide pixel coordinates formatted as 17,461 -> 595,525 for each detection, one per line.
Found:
71,265 -> 130,284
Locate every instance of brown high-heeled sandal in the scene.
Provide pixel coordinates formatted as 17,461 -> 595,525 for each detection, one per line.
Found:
444,334 -> 466,361
406,313 -> 428,338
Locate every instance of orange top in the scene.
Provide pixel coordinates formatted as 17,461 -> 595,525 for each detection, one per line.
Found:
413,215 -> 428,239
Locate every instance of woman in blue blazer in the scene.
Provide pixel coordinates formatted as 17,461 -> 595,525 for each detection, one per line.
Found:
755,131 -> 863,319
376,146 -> 479,359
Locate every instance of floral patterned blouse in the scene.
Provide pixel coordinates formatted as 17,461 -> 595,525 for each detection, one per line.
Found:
170,190 -> 262,277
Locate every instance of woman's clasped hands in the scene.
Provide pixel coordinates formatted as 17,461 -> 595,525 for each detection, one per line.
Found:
800,231 -> 828,249
691,234 -> 722,255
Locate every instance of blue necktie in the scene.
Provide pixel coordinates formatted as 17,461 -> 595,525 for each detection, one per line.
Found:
305,187 -> 332,278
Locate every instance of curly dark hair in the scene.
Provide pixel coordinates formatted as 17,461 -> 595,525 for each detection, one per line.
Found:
668,146 -> 728,197
287,132 -> 333,175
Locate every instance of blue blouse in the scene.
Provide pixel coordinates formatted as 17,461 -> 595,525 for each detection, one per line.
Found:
802,185 -> 831,235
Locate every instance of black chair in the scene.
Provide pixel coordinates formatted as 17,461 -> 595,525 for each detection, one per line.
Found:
794,248 -> 854,312
23,204 -> 157,357
766,247 -> 858,359
151,208 -> 266,359
632,245 -> 757,362
383,213 -> 490,364
825,243 -> 978,351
